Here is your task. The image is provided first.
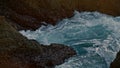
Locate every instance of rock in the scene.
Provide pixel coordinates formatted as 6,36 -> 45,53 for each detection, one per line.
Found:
1,0 -> 120,67
0,16 -> 76,68
1,0 -> 120,30
110,51 -> 120,68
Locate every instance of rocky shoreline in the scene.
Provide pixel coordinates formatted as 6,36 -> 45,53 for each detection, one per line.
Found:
0,16 -> 76,68
1,0 -> 120,68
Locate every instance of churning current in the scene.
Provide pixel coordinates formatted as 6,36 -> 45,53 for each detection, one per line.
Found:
20,11 -> 120,68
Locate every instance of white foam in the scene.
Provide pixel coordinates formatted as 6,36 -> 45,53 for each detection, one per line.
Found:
20,11 -> 120,68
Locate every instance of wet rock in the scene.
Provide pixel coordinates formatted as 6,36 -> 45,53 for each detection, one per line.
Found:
0,16 -> 76,68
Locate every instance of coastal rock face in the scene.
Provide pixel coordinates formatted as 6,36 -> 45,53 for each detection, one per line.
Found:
1,0 -> 120,30
0,16 -> 76,68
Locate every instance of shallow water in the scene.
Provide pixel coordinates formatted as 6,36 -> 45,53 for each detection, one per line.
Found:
20,11 -> 120,68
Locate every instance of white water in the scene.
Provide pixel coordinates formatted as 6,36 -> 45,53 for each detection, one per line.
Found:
20,11 -> 120,68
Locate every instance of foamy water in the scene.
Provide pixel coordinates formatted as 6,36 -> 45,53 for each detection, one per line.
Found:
20,11 -> 120,68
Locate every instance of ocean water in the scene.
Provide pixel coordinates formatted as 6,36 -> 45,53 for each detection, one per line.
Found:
20,11 -> 120,68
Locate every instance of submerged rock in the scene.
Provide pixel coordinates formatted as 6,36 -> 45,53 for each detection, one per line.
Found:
0,16 -> 76,68
1,0 -> 120,30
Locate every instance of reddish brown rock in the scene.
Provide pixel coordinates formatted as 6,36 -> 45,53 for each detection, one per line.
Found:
1,0 -> 120,30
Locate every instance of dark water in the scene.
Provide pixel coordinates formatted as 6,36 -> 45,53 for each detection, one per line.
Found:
20,11 -> 120,68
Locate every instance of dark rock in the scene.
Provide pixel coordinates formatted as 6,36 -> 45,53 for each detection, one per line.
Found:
0,16 -> 76,68
110,51 -> 120,68
1,0 -> 120,30
1,0 -> 120,68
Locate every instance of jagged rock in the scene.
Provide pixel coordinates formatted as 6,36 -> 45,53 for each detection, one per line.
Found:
1,0 -> 120,30
0,16 -> 76,68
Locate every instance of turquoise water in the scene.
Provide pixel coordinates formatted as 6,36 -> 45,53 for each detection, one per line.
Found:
20,11 -> 120,68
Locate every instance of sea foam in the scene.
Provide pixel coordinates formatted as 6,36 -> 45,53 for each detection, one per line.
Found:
20,11 -> 120,68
